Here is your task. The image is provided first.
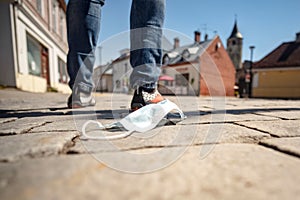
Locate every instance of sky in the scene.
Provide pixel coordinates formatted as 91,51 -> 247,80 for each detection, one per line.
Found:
65,0 -> 300,64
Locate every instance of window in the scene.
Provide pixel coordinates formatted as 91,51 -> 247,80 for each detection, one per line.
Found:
59,9 -> 65,38
116,80 -> 121,89
175,73 -> 189,86
124,63 -> 128,73
27,34 -> 42,76
182,50 -> 190,59
52,1 -> 57,32
163,55 -> 169,65
36,0 -> 43,16
58,57 -> 68,84
215,42 -> 221,51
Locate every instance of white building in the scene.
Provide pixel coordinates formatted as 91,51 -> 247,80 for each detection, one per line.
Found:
0,0 -> 70,93
111,49 -> 131,93
93,64 -> 113,93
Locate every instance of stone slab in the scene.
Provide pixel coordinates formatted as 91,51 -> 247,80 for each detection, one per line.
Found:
180,113 -> 278,125
0,132 -> 79,162
237,120 -> 300,137
29,120 -> 78,133
224,98 -> 300,108
260,137 -> 300,157
255,111 -> 300,120
0,117 -> 48,135
0,114 -> 80,135
78,123 -> 270,153
29,117 -> 115,133
0,89 -> 68,110
0,117 -> 17,124
0,144 -> 300,200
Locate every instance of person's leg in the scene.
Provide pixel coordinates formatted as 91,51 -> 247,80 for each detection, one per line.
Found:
129,0 -> 166,110
66,0 -> 104,108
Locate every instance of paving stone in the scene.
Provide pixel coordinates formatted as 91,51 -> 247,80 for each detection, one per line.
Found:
260,137 -> 300,157
180,113 -> 278,125
225,98 -> 300,108
29,117 -> 115,133
0,89 -> 300,200
29,120 -> 77,133
0,132 -> 79,162
79,123 -> 270,153
0,144 -> 299,200
225,113 -> 278,122
0,117 -> 17,124
255,110 -> 300,120
0,89 -> 68,110
0,117 -> 49,135
0,113 -> 75,135
237,120 -> 300,137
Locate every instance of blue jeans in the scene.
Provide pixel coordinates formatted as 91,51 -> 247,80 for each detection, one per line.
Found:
66,0 -> 165,93
129,0 -> 165,90
66,0 -> 103,94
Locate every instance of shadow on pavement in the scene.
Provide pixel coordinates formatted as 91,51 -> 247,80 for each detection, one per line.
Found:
0,107 -> 300,120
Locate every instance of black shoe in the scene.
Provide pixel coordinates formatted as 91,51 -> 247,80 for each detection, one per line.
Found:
130,87 -> 164,111
67,92 -> 96,109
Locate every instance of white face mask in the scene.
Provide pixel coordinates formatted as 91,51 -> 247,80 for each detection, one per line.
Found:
81,99 -> 186,140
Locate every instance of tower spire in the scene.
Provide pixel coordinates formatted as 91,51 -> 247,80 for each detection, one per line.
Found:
229,16 -> 243,39
227,16 -> 243,71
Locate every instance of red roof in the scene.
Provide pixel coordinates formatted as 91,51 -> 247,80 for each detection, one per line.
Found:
253,41 -> 300,69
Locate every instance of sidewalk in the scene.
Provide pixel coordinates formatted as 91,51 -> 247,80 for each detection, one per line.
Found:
0,88 -> 300,200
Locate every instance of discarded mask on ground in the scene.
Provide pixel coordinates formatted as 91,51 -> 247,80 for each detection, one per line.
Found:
81,99 -> 186,140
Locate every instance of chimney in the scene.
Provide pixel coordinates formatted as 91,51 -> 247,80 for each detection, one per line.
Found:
194,31 -> 201,43
296,32 -> 300,42
204,34 -> 208,41
173,37 -> 180,49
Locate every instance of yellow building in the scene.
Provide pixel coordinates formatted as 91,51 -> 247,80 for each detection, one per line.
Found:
252,32 -> 300,98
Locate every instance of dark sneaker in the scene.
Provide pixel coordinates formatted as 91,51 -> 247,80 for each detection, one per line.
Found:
130,87 -> 164,111
67,92 -> 96,109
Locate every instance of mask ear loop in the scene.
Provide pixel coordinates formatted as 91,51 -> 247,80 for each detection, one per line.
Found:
81,120 -> 134,140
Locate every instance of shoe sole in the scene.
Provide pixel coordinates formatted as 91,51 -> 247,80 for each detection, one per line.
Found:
68,102 -> 96,109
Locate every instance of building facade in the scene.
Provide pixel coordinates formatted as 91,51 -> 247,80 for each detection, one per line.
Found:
108,32 -> 235,96
252,32 -> 300,98
93,64 -> 113,93
161,32 -> 236,96
111,49 -> 131,93
0,0 -> 70,93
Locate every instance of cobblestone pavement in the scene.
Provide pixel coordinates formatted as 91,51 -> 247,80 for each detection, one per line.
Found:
0,88 -> 300,200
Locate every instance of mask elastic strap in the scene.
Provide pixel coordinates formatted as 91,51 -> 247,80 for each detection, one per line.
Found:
81,120 -> 134,140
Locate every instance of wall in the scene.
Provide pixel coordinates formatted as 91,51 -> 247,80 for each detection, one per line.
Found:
201,36 -> 236,96
112,57 -> 131,93
161,37 -> 235,96
0,4 -> 17,87
252,68 -> 300,98
93,66 -> 113,92
163,63 -> 200,96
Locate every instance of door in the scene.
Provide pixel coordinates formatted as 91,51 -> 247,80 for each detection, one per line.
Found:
41,47 -> 50,87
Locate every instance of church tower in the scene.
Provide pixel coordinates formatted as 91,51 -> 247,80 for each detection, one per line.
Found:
227,19 -> 243,70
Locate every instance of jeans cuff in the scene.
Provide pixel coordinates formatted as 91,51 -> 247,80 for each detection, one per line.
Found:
142,83 -> 156,89
77,83 -> 92,94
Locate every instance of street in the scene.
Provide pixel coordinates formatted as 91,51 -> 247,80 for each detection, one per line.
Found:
0,88 -> 300,200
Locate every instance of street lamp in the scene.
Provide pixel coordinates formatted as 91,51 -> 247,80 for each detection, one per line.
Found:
249,45 -> 255,97
98,46 -> 103,92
